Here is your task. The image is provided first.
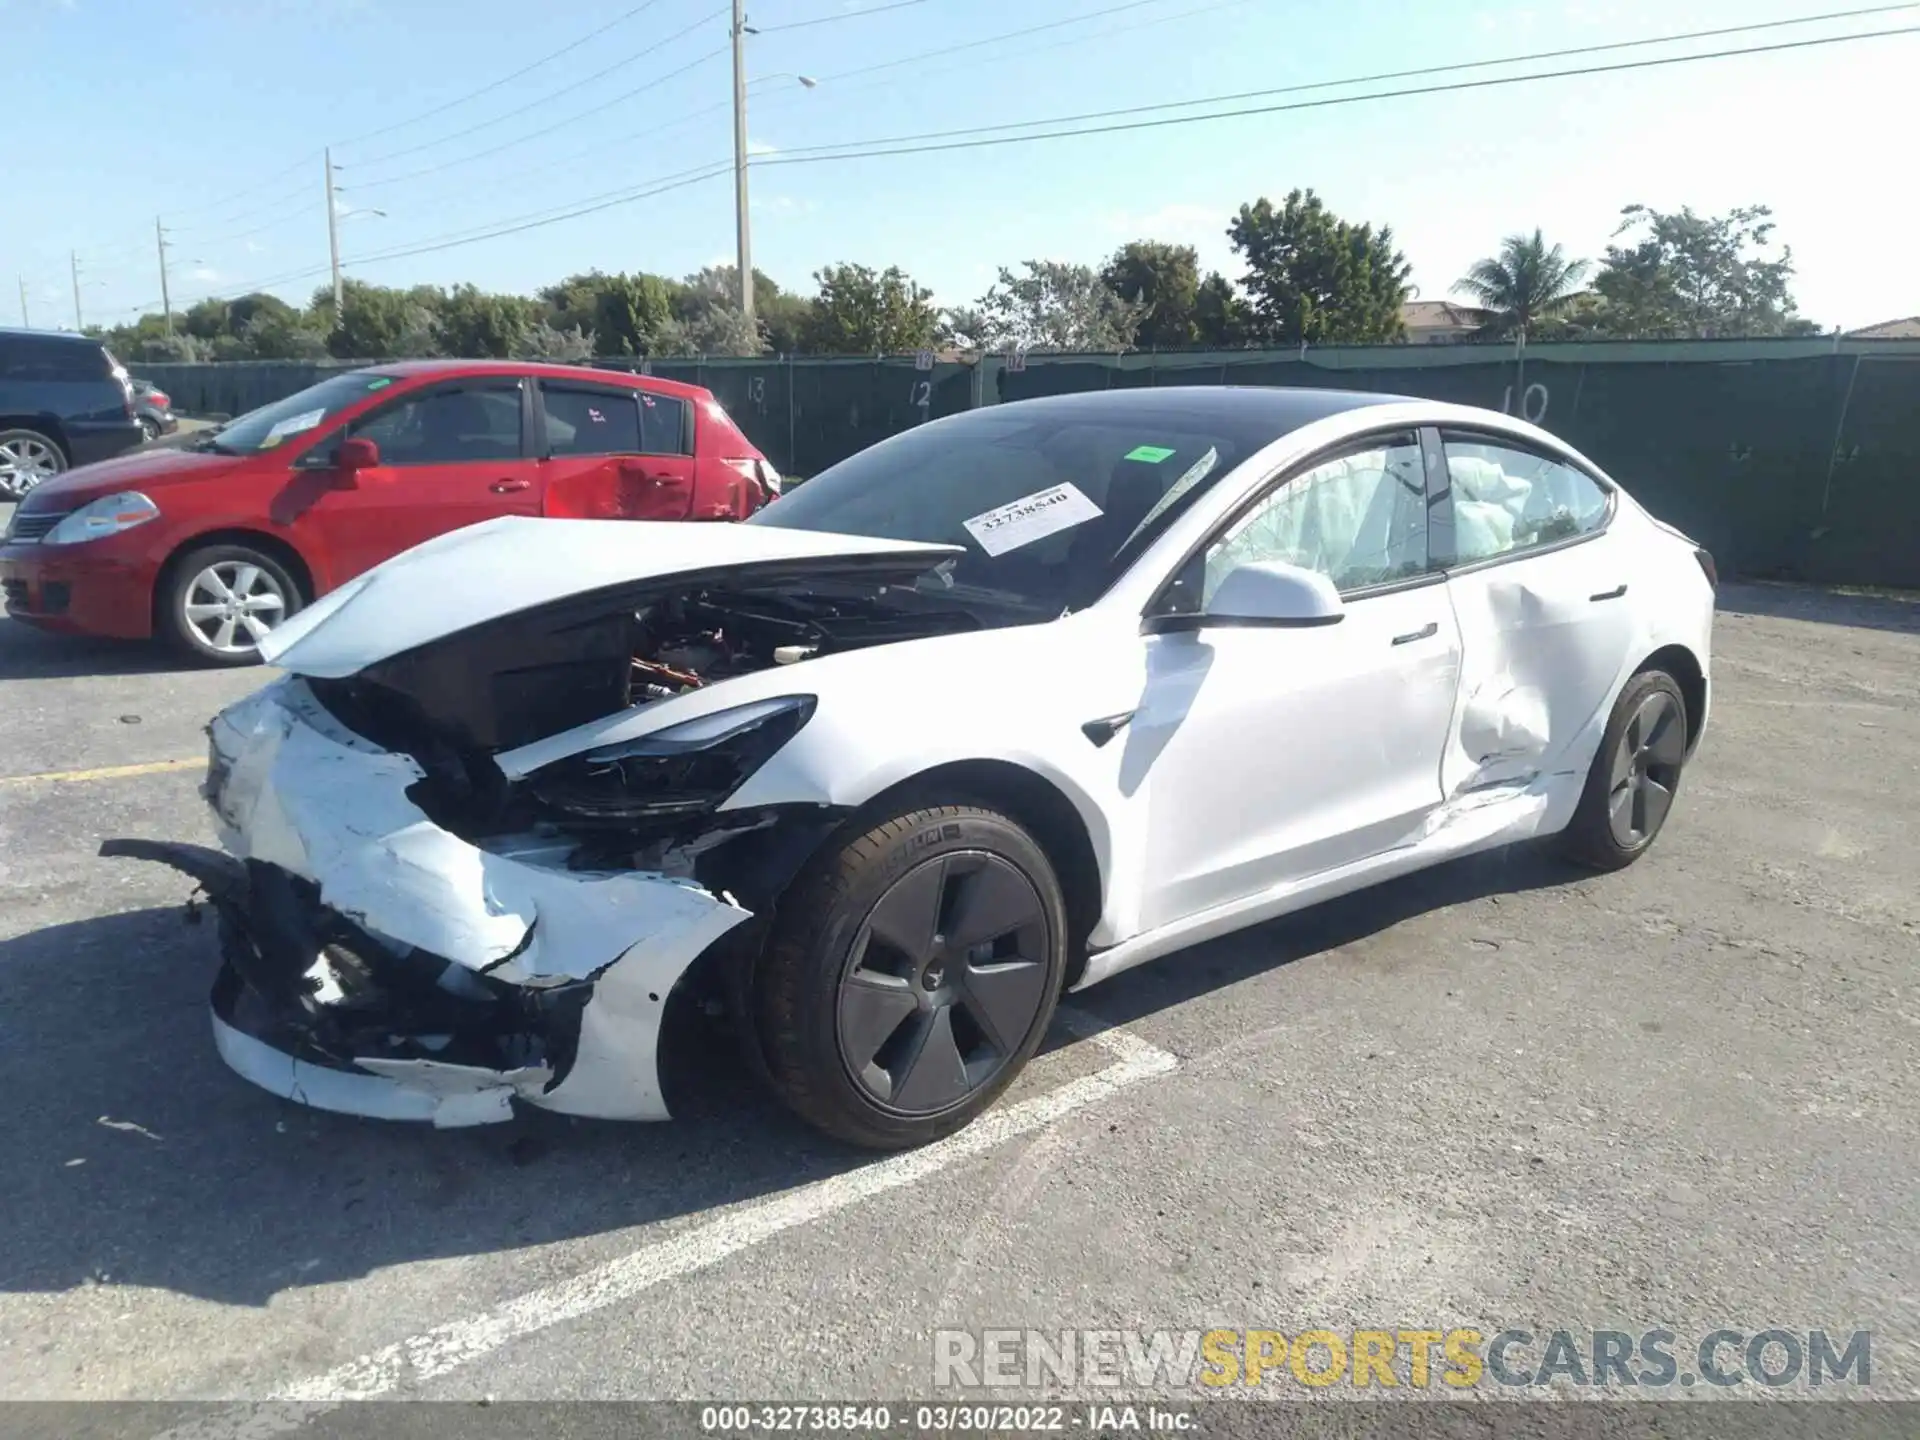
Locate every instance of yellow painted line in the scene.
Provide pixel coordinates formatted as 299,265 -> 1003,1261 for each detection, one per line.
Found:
0,757 -> 202,786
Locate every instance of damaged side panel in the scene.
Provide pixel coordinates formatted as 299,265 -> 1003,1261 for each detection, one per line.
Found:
1437,542 -> 1644,801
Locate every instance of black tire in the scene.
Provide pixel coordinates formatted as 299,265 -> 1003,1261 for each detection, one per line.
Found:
138,416 -> 161,442
1558,668 -> 1690,871
160,543 -> 304,666
0,427 -> 67,498
755,803 -> 1068,1150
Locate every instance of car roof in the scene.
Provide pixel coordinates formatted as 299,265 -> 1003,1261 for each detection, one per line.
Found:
988,385 -> 1414,431
0,326 -> 102,347
363,357 -> 713,401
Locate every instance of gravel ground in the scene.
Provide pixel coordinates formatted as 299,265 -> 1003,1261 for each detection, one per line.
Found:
0,578 -> 1915,1418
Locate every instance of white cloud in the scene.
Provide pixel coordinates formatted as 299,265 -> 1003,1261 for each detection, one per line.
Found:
747,139 -> 780,156
190,266 -> 221,282
245,240 -> 267,254
751,194 -> 815,216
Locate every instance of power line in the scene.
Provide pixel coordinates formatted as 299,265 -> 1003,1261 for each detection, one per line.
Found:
820,0 -> 1192,83
343,5 -> 729,170
769,1 -> 1920,160
759,20 -> 1920,167
334,0 -> 672,146
344,165 -> 734,267
348,43 -> 728,192
757,0 -> 928,32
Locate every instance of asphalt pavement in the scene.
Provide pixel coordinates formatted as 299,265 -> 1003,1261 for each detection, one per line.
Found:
1,565 -> 1916,1413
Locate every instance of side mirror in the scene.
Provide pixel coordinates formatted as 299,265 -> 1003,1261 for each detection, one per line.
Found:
1146,560 -> 1346,634
333,436 -> 380,485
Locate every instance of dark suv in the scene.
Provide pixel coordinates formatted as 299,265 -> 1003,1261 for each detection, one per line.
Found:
0,328 -> 143,499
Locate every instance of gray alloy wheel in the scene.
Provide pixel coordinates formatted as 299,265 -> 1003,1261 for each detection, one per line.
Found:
1559,667 -> 1690,871
835,851 -> 1052,1116
180,559 -> 290,657
1606,688 -> 1687,848
755,803 -> 1068,1149
0,429 -> 65,497
138,416 -> 161,442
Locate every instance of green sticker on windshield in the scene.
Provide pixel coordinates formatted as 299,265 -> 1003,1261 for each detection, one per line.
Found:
365,377 -> 393,390
1124,444 -> 1176,463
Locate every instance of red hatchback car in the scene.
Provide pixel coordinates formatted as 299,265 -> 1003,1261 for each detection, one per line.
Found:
0,360 -> 777,663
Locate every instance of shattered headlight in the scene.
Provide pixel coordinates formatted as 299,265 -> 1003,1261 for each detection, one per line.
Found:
527,695 -> 816,822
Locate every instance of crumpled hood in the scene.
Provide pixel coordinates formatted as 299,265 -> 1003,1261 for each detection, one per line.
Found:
260,515 -> 961,678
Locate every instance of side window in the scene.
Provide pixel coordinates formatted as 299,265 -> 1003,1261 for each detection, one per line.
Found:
1202,434 -> 1428,604
639,390 -> 690,456
543,386 -> 642,458
351,383 -> 522,465
1441,435 -> 1611,563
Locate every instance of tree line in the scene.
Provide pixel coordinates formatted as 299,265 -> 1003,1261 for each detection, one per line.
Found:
97,193 -> 1822,363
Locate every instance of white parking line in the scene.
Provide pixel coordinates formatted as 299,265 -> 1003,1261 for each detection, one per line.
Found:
156,1008 -> 1176,1437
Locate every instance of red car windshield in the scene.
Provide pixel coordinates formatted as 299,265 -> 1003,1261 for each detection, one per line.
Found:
207,372 -> 401,456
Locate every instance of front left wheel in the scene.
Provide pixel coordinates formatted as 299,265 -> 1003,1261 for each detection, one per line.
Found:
755,803 -> 1069,1150
160,543 -> 303,666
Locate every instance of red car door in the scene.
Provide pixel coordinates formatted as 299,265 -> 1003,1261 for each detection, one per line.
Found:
303,377 -> 541,580
537,379 -> 698,521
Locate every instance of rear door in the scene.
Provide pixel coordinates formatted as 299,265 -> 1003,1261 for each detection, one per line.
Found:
536,378 -> 698,520
1433,429 -> 1638,795
305,376 -> 540,579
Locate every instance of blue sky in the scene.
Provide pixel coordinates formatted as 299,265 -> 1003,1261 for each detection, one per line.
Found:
7,0 -> 1916,333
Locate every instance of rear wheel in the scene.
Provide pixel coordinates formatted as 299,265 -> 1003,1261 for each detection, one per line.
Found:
755,804 -> 1068,1149
138,416 -> 161,442
161,543 -> 303,666
1559,668 -> 1689,870
0,428 -> 65,498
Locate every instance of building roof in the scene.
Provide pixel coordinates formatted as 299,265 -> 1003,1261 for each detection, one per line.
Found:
1846,316 -> 1920,339
1401,301 -> 1489,329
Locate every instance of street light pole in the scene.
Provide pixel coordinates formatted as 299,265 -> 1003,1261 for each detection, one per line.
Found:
17,276 -> 28,329
730,0 -> 754,327
156,216 -> 174,336
325,147 -> 344,324
70,252 -> 83,331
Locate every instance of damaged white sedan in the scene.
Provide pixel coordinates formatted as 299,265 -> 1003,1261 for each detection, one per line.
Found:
107,388 -> 1715,1148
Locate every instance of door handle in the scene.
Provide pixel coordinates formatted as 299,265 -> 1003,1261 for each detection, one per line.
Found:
1589,584 -> 1628,602
490,478 -> 532,494
1392,622 -> 1439,646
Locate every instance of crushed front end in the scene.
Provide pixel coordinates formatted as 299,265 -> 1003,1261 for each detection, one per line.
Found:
104,679 -> 761,1126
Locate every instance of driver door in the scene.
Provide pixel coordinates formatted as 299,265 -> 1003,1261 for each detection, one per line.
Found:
305,377 -> 540,579
1128,431 -> 1463,933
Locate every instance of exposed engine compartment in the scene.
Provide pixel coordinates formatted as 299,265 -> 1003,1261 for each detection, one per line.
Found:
304,570 -> 983,859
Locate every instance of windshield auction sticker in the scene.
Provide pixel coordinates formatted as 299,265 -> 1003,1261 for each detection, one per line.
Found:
963,483 -> 1103,557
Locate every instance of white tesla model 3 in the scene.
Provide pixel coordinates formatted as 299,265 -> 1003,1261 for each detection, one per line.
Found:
109,388 -> 1715,1148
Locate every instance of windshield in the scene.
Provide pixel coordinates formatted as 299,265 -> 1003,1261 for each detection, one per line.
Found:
749,405 -> 1269,617
207,372 -> 400,456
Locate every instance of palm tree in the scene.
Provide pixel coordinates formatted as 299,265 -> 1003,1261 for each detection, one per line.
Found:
1455,230 -> 1590,340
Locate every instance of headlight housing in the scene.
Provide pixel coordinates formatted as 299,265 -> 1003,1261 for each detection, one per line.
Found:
43,492 -> 160,545
527,695 -> 816,823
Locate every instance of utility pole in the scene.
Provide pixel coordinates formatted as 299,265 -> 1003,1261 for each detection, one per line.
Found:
17,276 -> 28,329
156,216 -> 174,335
325,147 -> 344,324
730,0 -> 754,327
70,252 -> 83,332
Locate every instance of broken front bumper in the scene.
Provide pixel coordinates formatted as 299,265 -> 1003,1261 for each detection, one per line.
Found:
104,679 -> 752,1127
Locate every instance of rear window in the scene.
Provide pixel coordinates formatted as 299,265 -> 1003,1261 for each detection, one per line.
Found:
0,334 -> 111,382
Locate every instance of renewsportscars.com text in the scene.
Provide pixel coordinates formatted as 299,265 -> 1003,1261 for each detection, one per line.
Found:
933,1327 -> 1871,1391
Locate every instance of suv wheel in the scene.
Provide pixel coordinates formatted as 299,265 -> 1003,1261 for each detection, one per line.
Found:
161,544 -> 303,666
0,429 -> 66,498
